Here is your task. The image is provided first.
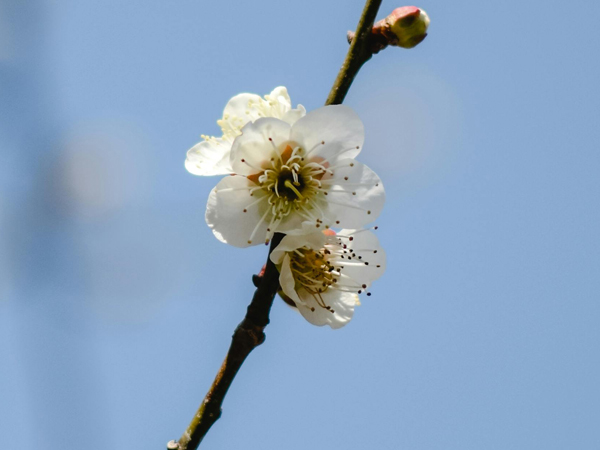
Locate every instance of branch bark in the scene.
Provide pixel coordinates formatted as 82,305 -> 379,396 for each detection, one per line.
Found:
326,0 -> 383,106
170,0 -> 382,448
171,233 -> 283,450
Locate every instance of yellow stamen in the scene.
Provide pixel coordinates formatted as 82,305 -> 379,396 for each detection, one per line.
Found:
284,179 -> 304,199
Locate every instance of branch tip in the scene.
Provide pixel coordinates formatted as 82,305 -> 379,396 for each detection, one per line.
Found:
347,6 -> 430,53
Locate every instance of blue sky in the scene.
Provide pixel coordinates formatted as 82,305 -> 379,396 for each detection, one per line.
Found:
1,0 -> 599,448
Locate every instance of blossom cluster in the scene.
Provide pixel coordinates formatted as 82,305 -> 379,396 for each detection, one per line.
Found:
186,87 -> 386,328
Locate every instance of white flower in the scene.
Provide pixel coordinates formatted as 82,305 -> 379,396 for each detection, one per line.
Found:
270,229 -> 386,329
206,105 -> 385,247
185,87 -> 306,176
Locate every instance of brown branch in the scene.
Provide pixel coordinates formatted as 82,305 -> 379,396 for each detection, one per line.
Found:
170,233 -> 283,450
169,0 -> 383,448
325,0 -> 383,106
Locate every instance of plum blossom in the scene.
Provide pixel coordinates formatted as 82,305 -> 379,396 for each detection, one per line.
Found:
270,229 -> 386,328
185,87 -> 306,176
206,105 -> 385,247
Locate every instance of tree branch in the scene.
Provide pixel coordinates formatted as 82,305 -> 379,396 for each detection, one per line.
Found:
170,0 -> 382,448
170,233 -> 283,450
326,0 -> 383,106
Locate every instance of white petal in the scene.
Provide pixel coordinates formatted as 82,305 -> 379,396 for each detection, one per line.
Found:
291,105 -> 364,163
230,118 -> 292,176
296,289 -> 357,329
335,229 -> 386,287
185,138 -> 233,176
268,86 -> 292,109
223,93 -> 262,122
281,104 -> 306,125
320,159 -> 385,228
272,209 -> 313,235
270,232 -> 326,265
270,87 -> 306,125
278,253 -> 303,305
205,175 -> 269,247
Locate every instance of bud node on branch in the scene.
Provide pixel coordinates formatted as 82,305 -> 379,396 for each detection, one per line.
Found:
347,6 -> 430,54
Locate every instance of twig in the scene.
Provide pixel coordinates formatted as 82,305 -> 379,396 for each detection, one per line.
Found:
326,0 -> 383,106
171,233 -> 283,450
170,0 -> 382,448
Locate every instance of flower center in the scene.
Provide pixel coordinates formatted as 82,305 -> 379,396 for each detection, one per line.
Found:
290,247 -> 339,312
254,143 -> 327,225
241,140 -> 337,245
276,167 -> 306,201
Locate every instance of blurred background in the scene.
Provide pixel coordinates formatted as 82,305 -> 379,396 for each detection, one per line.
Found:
1,0 -> 599,448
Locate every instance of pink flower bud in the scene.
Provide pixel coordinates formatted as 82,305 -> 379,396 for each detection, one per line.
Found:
386,6 -> 430,49
347,6 -> 430,52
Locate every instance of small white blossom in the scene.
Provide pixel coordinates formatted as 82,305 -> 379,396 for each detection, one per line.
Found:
270,229 -> 386,329
185,87 -> 306,176
206,105 -> 385,247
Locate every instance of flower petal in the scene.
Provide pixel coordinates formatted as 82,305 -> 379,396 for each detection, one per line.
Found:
320,159 -> 385,228
291,105 -> 364,163
205,175 -> 269,247
278,253 -> 303,305
335,229 -> 386,287
230,118 -> 292,176
185,138 -> 233,176
282,104 -> 306,125
296,289 -> 357,329
223,93 -> 262,122
267,86 -> 292,109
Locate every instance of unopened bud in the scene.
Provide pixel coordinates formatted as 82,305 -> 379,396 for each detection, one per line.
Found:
347,6 -> 430,53
387,6 -> 430,49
